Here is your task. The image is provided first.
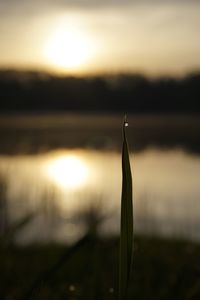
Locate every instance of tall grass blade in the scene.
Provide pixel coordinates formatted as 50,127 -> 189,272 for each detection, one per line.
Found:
119,116 -> 134,300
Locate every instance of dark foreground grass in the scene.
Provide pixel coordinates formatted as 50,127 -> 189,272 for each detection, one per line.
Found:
1,235 -> 200,300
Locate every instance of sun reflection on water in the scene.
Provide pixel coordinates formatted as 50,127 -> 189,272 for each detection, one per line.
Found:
1,149 -> 200,243
46,153 -> 89,189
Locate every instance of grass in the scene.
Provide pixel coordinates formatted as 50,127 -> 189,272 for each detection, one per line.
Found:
119,116 -> 134,299
1,117 -> 200,299
1,236 -> 200,300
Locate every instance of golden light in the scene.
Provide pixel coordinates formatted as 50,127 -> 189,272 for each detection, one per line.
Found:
44,26 -> 93,71
46,155 -> 89,189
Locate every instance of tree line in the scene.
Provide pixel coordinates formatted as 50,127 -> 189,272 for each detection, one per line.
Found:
0,70 -> 199,113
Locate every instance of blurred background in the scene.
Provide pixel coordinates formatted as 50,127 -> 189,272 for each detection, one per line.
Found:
0,0 -> 200,299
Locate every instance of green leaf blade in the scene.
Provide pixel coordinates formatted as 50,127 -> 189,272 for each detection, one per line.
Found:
119,117 -> 134,300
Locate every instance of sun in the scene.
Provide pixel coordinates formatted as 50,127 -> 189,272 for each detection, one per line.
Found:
46,155 -> 89,189
44,27 -> 93,72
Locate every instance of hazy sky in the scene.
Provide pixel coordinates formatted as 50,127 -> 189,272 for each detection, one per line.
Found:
0,0 -> 200,75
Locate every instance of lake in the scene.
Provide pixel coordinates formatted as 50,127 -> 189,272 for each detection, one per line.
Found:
0,113 -> 200,243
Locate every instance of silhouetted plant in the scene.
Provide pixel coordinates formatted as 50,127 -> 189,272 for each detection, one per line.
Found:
119,116 -> 134,300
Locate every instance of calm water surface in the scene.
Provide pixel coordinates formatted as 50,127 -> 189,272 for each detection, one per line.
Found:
0,148 -> 200,243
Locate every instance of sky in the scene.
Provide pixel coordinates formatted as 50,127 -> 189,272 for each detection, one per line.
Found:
0,0 -> 200,76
